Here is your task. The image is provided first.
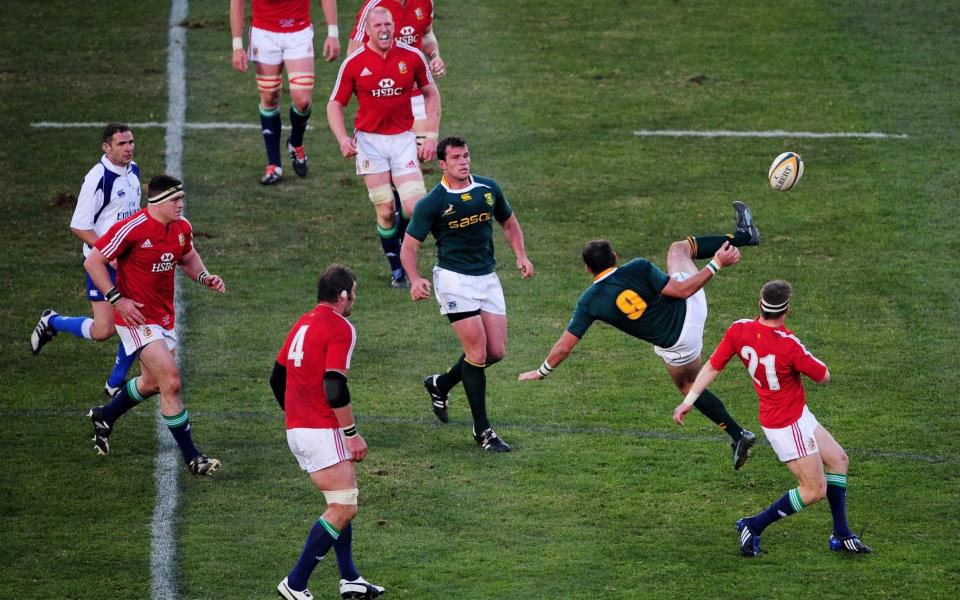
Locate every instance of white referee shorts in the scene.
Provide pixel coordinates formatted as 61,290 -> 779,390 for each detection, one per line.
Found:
249,26 -> 314,65
117,324 -> 177,355
763,405 -> 821,462
354,130 -> 420,177
654,271 -> 707,366
432,266 -> 506,316
286,427 -> 354,473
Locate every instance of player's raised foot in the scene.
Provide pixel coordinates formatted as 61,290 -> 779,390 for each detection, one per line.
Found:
731,430 -> 756,470
277,577 -> 313,600
30,309 -> 57,355
188,454 -> 221,476
88,406 -> 112,456
287,139 -> 309,177
475,428 -> 511,453
261,165 -> 283,186
829,533 -> 872,554
104,380 -> 123,399
389,269 -> 410,289
736,518 -> 762,557
339,575 -> 385,599
424,374 -> 449,423
733,200 -> 761,245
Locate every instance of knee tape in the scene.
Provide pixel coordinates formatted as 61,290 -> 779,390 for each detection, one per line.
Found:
322,488 -> 359,505
368,184 -> 394,205
396,179 -> 426,203
256,74 -> 283,94
287,71 -> 315,92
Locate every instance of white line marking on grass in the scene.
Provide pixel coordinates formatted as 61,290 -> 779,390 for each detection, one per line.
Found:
151,2 -> 187,599
633,129 -> 908,139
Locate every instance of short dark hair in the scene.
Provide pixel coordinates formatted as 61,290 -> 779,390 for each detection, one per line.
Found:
101,123 -> 131,145
582,240 -> 618,274
437,136 -> 467,161
760,279 -> 793,319
317,264 -> 357,303
147,174 -> 183,197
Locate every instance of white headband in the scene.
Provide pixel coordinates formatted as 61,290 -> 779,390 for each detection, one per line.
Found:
148,184 -> 183,204
760,297 -> 790,312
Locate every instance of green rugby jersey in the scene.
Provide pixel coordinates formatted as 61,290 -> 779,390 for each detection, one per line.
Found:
407,174 -> 513,276
566,258 -> 687,348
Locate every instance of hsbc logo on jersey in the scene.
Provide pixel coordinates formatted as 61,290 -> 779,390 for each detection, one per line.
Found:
152,252 -> 176,273
398,26 -> 419,45
372,78 -> 403,97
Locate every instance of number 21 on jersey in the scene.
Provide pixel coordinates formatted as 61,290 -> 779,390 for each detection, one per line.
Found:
288,325 -> 309,367
740,345 -> 781,390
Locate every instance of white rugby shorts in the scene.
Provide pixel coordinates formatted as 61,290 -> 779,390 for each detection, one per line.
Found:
654,271 -> 707,366
249,26 -> 314,65
286,427 -> 354,473
432,266 -> 506,316
763,405 -> 821,462
355,130 -> 420,176
117,324 -> 177,355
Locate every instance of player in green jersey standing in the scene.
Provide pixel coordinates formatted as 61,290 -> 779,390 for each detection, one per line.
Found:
401,136 -> 534,452
519,204 -> 761,468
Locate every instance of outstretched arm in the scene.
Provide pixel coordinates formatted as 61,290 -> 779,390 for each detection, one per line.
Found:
672,362 -> 723,425
661,242 -> 739,299
519,331 -> 580,381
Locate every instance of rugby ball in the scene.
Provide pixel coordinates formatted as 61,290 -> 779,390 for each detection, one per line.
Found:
768,152 -> 804,191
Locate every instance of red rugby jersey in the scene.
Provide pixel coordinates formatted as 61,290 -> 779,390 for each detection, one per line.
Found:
252,0 -> 311,33
95,209 -> 194,330
276,304 -> 357,429
709,318 -> 828,428
329,43 -> 433,134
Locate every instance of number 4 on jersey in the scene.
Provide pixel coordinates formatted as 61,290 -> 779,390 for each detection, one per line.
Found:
288,325 -> 309,367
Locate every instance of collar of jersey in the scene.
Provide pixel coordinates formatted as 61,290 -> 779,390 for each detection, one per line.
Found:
593,267 -> 618,283
440,175 -> 486,194
100,155 -> 133,176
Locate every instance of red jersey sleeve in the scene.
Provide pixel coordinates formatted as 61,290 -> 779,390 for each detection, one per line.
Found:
178,218 -> 194,256
325,319 -> 357,371
95,217 -> 136,261
790,337 -> 828,383
330,56 -> 357,106
708,323 -> 741,371
412,47 -> 434,88
350,0 -> 374,44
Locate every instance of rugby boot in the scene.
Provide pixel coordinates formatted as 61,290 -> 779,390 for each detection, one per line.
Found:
733,200 -> 761,245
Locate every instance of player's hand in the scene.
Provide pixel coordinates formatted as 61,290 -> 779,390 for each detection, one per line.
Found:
518,370 -> 544,381
672,402 -> 694,426
409,277 -> 432,301
517,256 -> 534,279
204,274 -> 226,293
323,36 -> 340,62
429,55 -> 446,79
418,137 -> 438,162
714,241 -> 740,268
232,49 -> 248,72
346,434 -> 368,462
338,136 -> 357,158
116,297 -> 146,326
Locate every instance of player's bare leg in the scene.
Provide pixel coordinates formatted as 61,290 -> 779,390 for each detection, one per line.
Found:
285,56 -> 315,178
479,311 -> 507,365
89,300 -> 117,341
449,315 -> 509,451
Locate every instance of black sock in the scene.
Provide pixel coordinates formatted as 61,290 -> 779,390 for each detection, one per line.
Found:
289,104 -> 311,148
436,354 -> 465,393
259,105 -> 282,167
461,360 -> 490,433
687,234 -> 732,259
694,389 -> 744,440
376,223 -> 403,274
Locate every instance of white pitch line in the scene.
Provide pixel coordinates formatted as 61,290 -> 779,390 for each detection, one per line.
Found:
633,129 -> 908,139
151,1 -> 187,599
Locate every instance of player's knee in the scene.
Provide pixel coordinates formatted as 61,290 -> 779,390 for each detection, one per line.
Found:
368,184 -> 394,206
256,74 -> 283,101
829,448 -> 849,473
396,179 -> 426,206
90,322 -> 115,341
802,480 -> 827,504
323,489 -> 359,521
669,240 -> 692,259
161,373 -> 182,396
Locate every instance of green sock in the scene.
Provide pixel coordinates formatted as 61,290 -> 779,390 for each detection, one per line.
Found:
687,232 -> 752,259
694,389 -> 745,440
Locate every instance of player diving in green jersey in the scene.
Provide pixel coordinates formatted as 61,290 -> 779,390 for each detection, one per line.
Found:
519,203 -> 762,469
401,135 -> 534,452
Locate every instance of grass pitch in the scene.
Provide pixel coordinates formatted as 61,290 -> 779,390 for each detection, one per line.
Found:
2,1 -> 959,598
